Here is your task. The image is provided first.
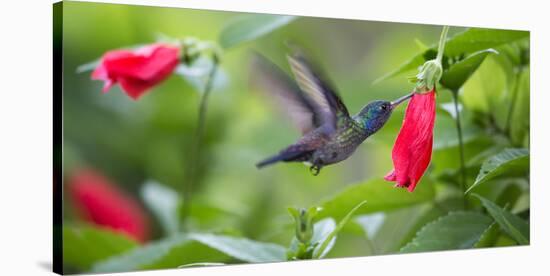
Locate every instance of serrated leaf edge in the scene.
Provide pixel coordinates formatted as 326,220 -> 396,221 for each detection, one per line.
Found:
399,211 -> 486,252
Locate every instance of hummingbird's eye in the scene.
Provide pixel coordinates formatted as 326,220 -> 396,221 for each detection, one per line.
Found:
380,104 -> 388,111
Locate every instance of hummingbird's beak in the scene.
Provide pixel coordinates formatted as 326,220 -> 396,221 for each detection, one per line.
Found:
391,93 -> 414,109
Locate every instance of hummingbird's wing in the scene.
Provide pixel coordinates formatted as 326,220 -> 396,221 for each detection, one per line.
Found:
250,53 -> 325,134
286,52 -> 350,133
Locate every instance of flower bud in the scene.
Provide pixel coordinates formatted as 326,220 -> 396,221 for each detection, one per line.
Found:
415,59 -> 442,93
288,207 -> 320,244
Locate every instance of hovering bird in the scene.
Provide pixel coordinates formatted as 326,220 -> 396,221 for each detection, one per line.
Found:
252,51 -> 412,175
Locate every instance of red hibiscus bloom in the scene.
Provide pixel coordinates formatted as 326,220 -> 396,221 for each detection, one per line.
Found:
68,169 -> 150,243
384,89 -> 436,192
92,43 -> 180,100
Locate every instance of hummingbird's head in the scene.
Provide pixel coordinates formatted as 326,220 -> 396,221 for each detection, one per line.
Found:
355,93 -> 413,133
355,101 -> 394,133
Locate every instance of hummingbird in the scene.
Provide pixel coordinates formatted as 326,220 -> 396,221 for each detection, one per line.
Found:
252,51 -> 413,175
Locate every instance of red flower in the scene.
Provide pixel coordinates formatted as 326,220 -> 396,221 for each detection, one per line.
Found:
68,169 -> 150,243
384,89 -> 436,192
92,43 -> 180,100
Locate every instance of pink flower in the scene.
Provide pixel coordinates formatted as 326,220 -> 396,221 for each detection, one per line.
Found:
384,89 -> 436,192
92,43 -> 180,100
68,169 -> 150,243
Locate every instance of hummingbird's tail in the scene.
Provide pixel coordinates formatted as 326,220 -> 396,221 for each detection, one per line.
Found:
256,151 -> 305,169
256,155 -> 282,168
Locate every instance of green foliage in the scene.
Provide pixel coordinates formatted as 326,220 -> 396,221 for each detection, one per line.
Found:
474,222 -> 500,248
219,15 -> 296,49
63,225 -> 138,271
440,49 -> 497,91
467,148 -> 529,193
91,234 -> 223,273
363,203 -> 451,254
286,201 -> 365,260
400,212 -> 493,253
318,179 -> 435,221
376,28 -> 528,83
461,55 -> 508,114
91,233 -> 286,273
442,29 -> 528,57
474,194 -> 529,245
190,233 -> 287,261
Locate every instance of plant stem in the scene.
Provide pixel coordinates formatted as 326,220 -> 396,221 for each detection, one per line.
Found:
436,26 -> 450,64
435,26 -> 468,206
451,90 -> 467,206
181,58 -> 219,229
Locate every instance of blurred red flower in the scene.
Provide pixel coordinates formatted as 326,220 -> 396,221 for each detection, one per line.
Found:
91,43 -> 180,100
69,169 -> 150,243
384,89 -> 436,192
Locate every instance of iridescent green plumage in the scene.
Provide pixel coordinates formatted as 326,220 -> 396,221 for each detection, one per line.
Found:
253,50 -> 411,175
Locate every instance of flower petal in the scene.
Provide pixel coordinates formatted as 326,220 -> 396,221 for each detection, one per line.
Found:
69,169 -> 150,243
117,77 -> 153,100
103,44 -> 179,81
90,44 -> 179,99
385,89 -> 436,192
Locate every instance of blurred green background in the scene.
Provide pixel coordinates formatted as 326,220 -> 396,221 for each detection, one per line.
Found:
60,1 -> 529,273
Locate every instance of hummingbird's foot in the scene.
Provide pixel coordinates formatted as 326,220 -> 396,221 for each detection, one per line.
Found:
309,165 -> 321,176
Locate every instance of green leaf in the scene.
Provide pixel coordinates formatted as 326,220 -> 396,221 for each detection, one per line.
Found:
63,225 -> 138,270
374,51 -> 427,84
91,233 -> 286,273
188,233 -> 287,262
376,28 -> 529,83
91,234 -> 221,273
474,222 -> 500,248
461,55 -> 507,114
440,49 -> 497,91
368,203 -> 447,254
219,14 -> 296,49
313,201 -> 367,259
443,29 -> 528,57
473,194 -> 529,245
140,180 -> 180,235
414,38 -> 429,51
400,212 -> 492,253
494,234 -> 519,246
467,148 -> 529,193
318,178 -> 435,221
